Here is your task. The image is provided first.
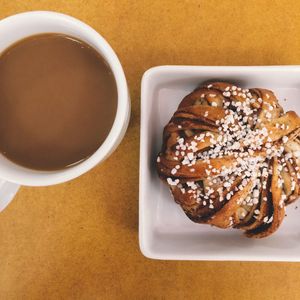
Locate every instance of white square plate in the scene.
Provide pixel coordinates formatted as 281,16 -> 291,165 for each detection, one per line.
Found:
139,66 -> 300,261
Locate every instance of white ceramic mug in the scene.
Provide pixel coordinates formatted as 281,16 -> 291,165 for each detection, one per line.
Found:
0,11 -> 130,211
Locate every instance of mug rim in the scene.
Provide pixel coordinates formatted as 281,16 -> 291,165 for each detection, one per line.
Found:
0,11 -> 130,186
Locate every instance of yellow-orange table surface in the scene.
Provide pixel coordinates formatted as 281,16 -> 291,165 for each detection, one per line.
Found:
1,1 -> 300,299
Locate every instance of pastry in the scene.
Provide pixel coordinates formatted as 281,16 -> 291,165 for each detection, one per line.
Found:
157,82 -> 300,238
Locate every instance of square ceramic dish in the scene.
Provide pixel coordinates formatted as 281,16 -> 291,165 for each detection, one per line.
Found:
139,65 -> 300,261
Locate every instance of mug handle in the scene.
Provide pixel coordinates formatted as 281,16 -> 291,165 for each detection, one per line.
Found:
0,179 -> 20,212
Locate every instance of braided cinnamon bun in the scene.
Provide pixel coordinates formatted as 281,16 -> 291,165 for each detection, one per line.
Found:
157,82 -> 300,238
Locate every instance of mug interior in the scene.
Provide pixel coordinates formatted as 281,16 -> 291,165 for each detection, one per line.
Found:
0,11 -> 129,186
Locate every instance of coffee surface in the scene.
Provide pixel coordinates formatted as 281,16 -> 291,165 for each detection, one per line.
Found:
0,34 -> 117,170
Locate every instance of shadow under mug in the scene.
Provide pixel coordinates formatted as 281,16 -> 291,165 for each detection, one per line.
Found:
0,11 -> 130,211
